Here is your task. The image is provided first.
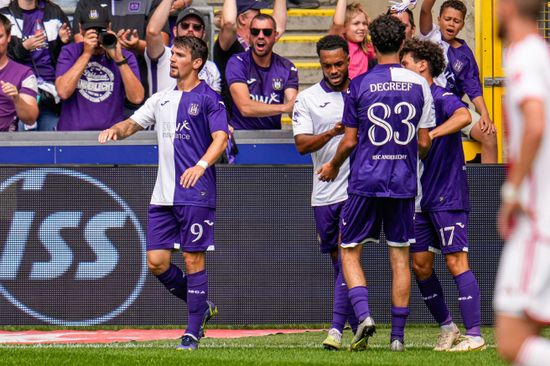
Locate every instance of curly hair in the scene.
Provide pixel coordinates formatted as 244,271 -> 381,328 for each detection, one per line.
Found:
440,0 -> 467,19
400,38 -> 445,78
345,3 -> 372,54
316,34 -> 349,56
369,15 -> 405,55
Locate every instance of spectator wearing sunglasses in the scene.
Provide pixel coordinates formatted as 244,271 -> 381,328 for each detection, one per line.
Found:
226,13 -> 298,130
146,4 -> 221,95
214,0 -> 287,117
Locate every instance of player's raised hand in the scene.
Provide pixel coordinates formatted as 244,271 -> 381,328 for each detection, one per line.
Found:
180,166 -> 205,188
98,128 -> 118,144
317,162 -> 339,182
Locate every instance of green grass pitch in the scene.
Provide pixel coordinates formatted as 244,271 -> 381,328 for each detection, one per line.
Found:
0,325 -> 517,366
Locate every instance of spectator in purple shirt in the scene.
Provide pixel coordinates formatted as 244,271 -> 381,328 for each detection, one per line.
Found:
420,0 -> 498,163
226,13 -> 298,130
214,0 -> 287,115
0,13 -> 38,131
55,4 -> 144,131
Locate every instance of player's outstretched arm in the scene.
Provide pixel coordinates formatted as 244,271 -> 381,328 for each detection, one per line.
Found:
317,126 -> 357,181
418,127 -> 432,159
419,0 -> 436,35
180,130 -> 228,189
294,122 -> 345,155
429,107 -> 470,140
98,118 -> 144,144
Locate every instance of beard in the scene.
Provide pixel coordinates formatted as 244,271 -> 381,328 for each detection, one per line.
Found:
324,71 -> 349,91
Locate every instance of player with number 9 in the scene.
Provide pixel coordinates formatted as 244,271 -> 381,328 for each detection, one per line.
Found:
317,15 -> 435,352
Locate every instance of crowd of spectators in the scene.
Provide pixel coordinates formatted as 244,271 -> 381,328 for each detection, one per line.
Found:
0,0 -> 496,163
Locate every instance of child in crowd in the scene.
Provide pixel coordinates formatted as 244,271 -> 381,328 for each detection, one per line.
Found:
329,0 -> 375,79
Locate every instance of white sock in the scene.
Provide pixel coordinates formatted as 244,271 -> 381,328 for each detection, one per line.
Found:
516,336 -> 550,366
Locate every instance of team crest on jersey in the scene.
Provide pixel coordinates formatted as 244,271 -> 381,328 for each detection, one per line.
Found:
188,103 -> 200,116
89,9 -> 99,19
452,59 -> 464,73
272,78 -> 283,91
128,1 -> 141,12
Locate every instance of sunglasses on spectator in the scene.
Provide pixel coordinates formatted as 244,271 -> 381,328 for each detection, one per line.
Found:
179,22 -> 204,31
250,28 -> 274,37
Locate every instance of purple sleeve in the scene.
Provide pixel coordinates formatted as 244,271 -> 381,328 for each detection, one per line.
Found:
207,95 -> 229,134
123,49 -> 141,80
55,44 -> 78,77
460,50 -> 482,100
342,80 -> 359,128
285,62 -> 299,90
19,69 -> 38,98
442,92 -> 468,119
225,54 -> 247,86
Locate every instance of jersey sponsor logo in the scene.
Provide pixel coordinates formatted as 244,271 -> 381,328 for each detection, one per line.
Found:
319,102 -> 330,108
128,1 -> 141,12
456,222 -> 465,228
188,103 -> 200,116
342,218 -> 347,226
442,92 -> 454,97
0,168 -> 146,326
250,92 -> 280,104
246,78 -> 257,85
272,78 -> 283,91
78,62 -> 114,103
290,66 -> 298,72
100,3 -> 108,6
204,220 -> 214,226
160,100 -> 169,106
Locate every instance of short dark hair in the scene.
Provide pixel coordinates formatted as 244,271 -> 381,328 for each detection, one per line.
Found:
400,38 -> 446,78
173,36 -> 208,72
0,13 -> 11,35
386,8 -> 416,30
440,0 -> 467,19
250,13 -> 277,30
369,15 -> 405,55
316,35 -> 349,57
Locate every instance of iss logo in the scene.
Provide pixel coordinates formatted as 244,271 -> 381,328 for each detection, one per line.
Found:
0,169 -> 146,326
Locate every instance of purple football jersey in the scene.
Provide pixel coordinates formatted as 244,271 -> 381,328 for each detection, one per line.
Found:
444,39 -> 482,101
225,50 -> 299,130
55,43 -> 140,131
343,64 -> 435,198
131,81 -> 229,208
419,84 -> 469,211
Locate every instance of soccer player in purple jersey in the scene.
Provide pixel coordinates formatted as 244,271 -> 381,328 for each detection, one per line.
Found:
226,13 -> 299,130
292,35 -> 357,350
318,15 -> 435,352
401,38 -> 486,352
98,36 -> 229,351
420,0 -> 498,163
